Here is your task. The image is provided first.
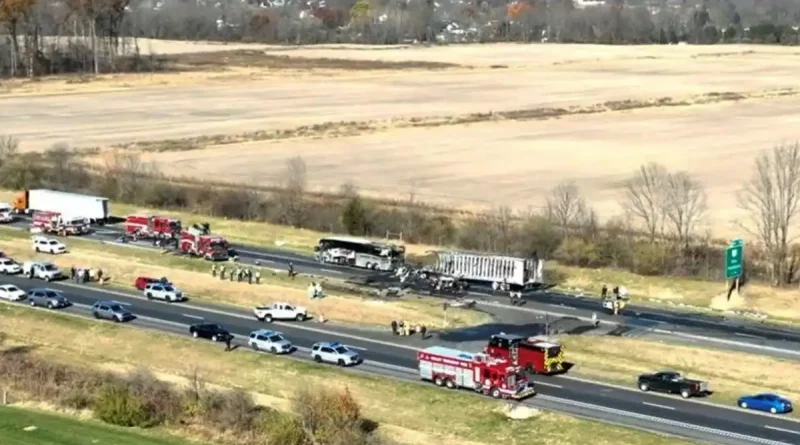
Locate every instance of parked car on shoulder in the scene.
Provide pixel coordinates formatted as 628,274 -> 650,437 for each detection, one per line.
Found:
92,300 -> 134,323
0,257 -> 22,275
310,341 -> 362,367
0,284 -> 26,301
22,261 -> 62,282
189,323 -> 231,342
31,236 -> 66,254
637,371 -> 711,399
253,302 -> 308,323
738,393 -> 792,414
134,276 -> 171,291
27,288 -> 70,309
143,283 -> 184,302
248,329 -> 293,354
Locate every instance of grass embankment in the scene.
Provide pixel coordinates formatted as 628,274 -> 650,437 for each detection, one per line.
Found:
0,303 -> 697,445
0,405 -> 201,445
0,227 -> 487,329
561,335 -> 800,416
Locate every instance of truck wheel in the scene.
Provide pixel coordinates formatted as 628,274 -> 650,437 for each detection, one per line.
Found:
314,355 -> 322,363
490,388 -> 502,399
192,331 -> 198,338
251,343 -> 259,351
337,359 -> 345,367
146,293 -> 153,300
30,300 -> 36,307
681,390 -> 691,399
295,313 -> 305,322
445,379 -> 456,389
265,314 -> 273,323
434,377 -> 444,387
211,335 -> 218,342
270,347 -> 277,354
639,382 -> 649,392
93,312 -> 100,319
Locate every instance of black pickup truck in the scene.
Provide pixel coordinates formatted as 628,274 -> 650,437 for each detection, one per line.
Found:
637,371 -> 712,399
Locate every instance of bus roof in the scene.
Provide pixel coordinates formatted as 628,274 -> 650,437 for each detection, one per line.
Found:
320,236 -> 401,247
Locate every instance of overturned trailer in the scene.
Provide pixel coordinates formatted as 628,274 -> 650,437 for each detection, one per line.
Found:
429,251 -> 544,288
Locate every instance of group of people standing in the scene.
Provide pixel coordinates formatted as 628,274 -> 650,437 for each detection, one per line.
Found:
390,320 -> 428,339
68,266 -> 104,285
211,264 -> 261,284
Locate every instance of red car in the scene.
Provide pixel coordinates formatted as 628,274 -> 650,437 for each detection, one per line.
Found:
134,276 -> 171,291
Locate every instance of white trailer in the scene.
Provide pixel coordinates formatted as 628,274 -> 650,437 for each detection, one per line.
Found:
430,251 -> 544,287
18,189 -> 109,223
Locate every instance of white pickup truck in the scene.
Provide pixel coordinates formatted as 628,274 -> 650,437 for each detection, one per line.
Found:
253,302 -> 308,323
22,261 -> 63,282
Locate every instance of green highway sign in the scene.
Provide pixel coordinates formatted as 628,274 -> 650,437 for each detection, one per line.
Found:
725,240 -> 744,280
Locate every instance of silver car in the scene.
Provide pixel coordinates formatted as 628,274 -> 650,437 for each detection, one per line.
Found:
311,341 -> 362,366
248,329 -> 293,354
92,300 -> 134,322
27,288 -> 70,309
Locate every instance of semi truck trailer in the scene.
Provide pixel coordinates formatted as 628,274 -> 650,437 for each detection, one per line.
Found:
12,189 -> 110,223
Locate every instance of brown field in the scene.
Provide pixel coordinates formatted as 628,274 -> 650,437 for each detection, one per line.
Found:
3,41 -> 800,238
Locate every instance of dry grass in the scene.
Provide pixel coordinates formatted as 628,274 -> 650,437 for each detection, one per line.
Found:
0,227 -> 486,329
560,335 -> 800,413
0,303 -> 697,445
555,263 -> 800,322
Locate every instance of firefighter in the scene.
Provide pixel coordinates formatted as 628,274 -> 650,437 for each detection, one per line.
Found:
601,284 -> 608,298
398,320 -> 405,336
97,268 -> 104,285
224,335 -> 232,352
612,286 -> 619,298
230,268 -> 236,282
255,270 -> 261,284
288,262 -> 296,279
211,264 -> 217,277
390,320 -> 398,335
420,325 -> 428,339
247,269 -> 253,284
403,321 -> 411,336
70,266 -> 76,281
219,265 -> 226,280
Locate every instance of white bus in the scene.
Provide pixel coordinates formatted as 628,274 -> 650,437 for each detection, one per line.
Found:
314,236 -> 405,271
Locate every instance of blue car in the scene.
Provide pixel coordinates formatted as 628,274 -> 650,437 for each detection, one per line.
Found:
737,393 -> 792,414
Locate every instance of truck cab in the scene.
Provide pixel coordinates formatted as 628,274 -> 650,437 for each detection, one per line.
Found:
0,203 -> 14,223
486,333 -> 565,375
179,223 -> 229,261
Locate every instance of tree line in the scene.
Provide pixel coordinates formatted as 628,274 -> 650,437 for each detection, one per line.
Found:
2,0 -> 800,78
3,137 -> 800,287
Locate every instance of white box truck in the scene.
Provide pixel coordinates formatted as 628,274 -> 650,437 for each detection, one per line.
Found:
428,251 -> 544,287
12,189 -> 110,223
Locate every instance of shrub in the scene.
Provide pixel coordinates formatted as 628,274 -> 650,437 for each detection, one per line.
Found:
93,382 -> 152,427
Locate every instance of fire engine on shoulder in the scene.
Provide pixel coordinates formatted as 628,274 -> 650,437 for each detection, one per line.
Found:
485,333 -> 565,375
124,214 -> 181,241
179,223 -> 229,261
30,211 -> 89,236
417,346 -> 536,400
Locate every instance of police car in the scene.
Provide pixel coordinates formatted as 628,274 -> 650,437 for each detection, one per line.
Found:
248,329 -> 294,354
310,342 -> 362,366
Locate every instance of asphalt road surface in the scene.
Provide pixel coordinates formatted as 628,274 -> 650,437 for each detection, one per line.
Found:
7,217 -> 800,361
1,275 -> 799,445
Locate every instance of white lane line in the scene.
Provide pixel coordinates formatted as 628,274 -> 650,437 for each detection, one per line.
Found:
642,401 -> 676,411
348,346 -> 368,351
534,381 -> 563,389
182,314 -> 204,320
547,304 -> 576,310
735,333 -> 764,339
765,425 -> 800,435
113,301 -> 132,306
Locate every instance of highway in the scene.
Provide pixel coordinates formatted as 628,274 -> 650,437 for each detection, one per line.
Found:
1,274 -> 799,445
9,217 -> 800,360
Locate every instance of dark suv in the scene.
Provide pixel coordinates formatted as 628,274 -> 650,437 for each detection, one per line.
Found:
189,323 -> 232,342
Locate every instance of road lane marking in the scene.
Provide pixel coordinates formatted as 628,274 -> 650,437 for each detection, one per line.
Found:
113,301 -> 131,306
643,402 -> 676,410
534,381 -> 563,389
765,425 -> 800,435
182,314 -> 204,320
547,304 -> 576,310
735,333 -> 765,339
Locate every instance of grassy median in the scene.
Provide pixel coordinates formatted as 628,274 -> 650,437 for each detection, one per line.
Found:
0,303 -> 698,445
0,226 -> 487,329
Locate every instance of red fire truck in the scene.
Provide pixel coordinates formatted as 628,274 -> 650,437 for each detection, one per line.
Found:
31,211 -> 89,236
417,346 -> 536,400
179,223 -> 229,261
485,333 -> 565,375
124,214 -> 181,241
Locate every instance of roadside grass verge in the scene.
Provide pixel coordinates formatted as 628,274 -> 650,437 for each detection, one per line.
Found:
0,303 -> 698,445
108,89 -> 796,153
0,405 -> 204,445
0,227 -> 487,329
560,335 -> 800,417
554,263 -> 800,324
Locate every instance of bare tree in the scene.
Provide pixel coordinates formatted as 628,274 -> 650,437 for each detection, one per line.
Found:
490,206 -> 515,253
277,156 -> 308,227
737,142 -> 800,285
0,135 -> 19,165
663,171 -> 707,246
623,163 -> 668,241
546,180 -> 587,235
